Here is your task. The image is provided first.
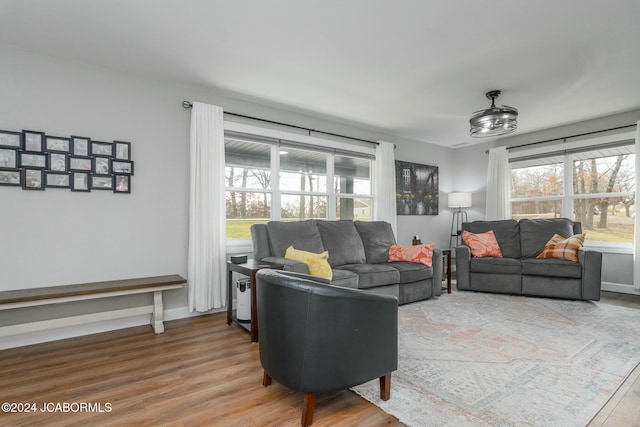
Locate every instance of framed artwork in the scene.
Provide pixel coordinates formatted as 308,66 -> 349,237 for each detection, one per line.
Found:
71,136 -> 90,156
46,172 -> 70,188
22,168 -> 45,190
395,160 -> 439,215
114,174 -> 130,193
0,170 -> 21,186
90,141 -> 113,157
0,148 -> 18,169
92,175 -> 113,190
23,130 -> 45,152
114,141 -> 131,160
112,160 -> 134,175
0,130 -> 22,149
69,156 -> 92,171
71,171 -> 90,192
93,156 -> 111,174
45,136 -> 71,153
48,152 -> 69,172
19,152 -> 47,169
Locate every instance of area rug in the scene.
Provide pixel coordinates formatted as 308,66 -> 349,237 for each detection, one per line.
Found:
352,291 -> 640,426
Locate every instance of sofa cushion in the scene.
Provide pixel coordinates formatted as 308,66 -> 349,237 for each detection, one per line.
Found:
469,257 -> 521,275
316,220 -> 366,267
521,258 -> 582,279
463,220 -> 521,259
284,246 -> 333,279
266,220 -> 324,257
388,243 -> 435,267
519,218 -> 575,258
537,233 -> 585,262
462,230 -> 502,258
354,221 -> 397,263
329,269 -> 359,289
388,261 -> 433,283
334,263 -> 400,289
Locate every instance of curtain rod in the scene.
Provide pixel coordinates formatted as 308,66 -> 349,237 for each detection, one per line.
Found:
181,101 -> 379,146
486,123 -> 637,154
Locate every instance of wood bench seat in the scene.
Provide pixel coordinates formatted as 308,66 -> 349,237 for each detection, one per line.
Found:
0,275 -> 187,338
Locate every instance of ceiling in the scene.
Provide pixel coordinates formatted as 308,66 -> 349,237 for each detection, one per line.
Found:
1,0 -> 639,148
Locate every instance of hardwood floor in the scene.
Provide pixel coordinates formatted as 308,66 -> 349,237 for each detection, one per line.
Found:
1,291 -> 638,427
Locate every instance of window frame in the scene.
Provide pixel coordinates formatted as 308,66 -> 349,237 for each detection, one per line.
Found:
509,131 -> 636,252
223,121 -> 375,251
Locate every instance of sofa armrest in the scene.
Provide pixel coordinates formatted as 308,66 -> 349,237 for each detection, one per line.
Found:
432,249 -> 443,296
259,256 -> 310,274
578,249 -> 602,301
455,246 -> 471,290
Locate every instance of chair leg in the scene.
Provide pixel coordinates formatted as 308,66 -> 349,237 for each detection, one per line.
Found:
263,371 -> 272,387
301,392 -> 317,426
379,373 -> 391,401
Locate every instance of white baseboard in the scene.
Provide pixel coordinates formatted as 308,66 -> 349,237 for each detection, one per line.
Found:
0,304 -> 230,351
601,282 -> 640,295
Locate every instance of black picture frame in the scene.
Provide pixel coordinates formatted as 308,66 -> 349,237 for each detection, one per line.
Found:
0,130 -> 23,149
69,156 -> 92,172
90,141 -> 114,157
71,171 -> 91,192
112,160 -> 134,175
48,152 -> 69,172
45,136 -> 71,153
45,172 -> 71,188
114,140 -> 131,160
22,168 -> 45,190
0,170 -> 21,186
71,136 -> 90,157
19,152 -> 48,169
0,148 -> 18,169
23,130 -> 45,152
91,175 -> 113,190
114,174 -> 130,193
93,156 -> 111,174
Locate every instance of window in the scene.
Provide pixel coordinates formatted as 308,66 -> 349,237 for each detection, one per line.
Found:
510,139 -> 635,245
225,132 -> 374,239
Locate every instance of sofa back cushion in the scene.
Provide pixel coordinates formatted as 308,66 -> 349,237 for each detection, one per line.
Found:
354,221 -> 397,263
519,218 -> 576,258
316,220 -> 366,267
266,220 -> 324,257
462,220 -> 521,259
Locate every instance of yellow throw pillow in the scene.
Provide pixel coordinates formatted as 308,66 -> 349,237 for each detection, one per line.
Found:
537,233 -> 586,262
284,246 -> 333,280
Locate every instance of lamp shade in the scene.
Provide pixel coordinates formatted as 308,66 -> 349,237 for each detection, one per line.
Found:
448,192 -> 472,209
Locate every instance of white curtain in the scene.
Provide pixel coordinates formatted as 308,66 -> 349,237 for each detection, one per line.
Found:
374,141 -> 398,237
485,146 -> 512,220
634,121 -> 640,290
188,102 -> 227,312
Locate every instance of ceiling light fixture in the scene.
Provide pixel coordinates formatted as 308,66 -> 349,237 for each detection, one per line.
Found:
469,90 -> 518,137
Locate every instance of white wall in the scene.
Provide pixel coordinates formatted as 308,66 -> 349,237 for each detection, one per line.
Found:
454,108 -> 640,293
0,46 -> 455,348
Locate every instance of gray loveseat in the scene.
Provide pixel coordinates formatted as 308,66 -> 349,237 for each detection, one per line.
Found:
251,220 -> 442,304
455,218 -> 602,301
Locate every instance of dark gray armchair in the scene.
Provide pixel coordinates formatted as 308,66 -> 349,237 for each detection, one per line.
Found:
256,269 -> 398,426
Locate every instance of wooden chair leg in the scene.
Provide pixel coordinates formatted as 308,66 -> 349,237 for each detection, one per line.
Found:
301,392 -> 317,426
263,371 -> 272,387
379,373 -> 391,401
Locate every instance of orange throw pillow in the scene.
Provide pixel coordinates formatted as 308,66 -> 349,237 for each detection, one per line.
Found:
537,233 -> 585,262
388,243 -> 435,267
462,230 -> 503,258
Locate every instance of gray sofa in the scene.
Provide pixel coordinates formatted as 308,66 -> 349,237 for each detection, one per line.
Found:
455,218 -> 602,301
251,220 -> 442,304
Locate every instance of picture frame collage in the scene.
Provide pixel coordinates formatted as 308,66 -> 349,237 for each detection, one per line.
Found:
0,129 -> 133,193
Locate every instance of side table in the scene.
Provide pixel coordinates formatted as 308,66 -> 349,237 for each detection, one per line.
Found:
226,260 -> 283,342
442,249 -> 452,294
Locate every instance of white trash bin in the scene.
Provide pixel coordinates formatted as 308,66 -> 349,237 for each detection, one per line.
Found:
236,278 -> 251,321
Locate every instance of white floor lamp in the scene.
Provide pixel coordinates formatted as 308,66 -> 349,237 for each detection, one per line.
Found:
449,192 -> 472,248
